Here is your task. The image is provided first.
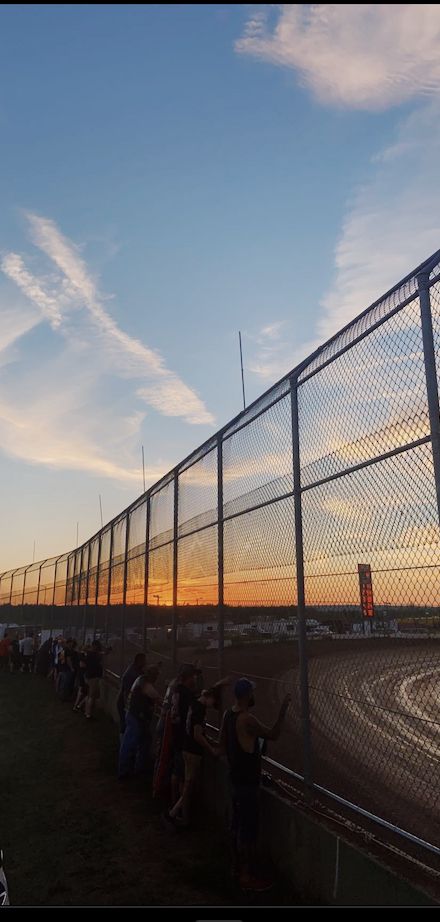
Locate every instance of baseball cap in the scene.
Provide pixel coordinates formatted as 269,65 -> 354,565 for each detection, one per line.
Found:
234,677 -> 256,699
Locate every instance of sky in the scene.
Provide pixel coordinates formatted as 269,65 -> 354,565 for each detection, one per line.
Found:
1,3 -> 440,572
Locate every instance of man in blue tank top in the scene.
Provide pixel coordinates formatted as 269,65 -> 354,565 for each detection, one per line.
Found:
219,677 -> 291,891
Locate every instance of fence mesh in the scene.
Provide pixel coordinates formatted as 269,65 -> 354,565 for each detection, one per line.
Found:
3,248 -> 440,858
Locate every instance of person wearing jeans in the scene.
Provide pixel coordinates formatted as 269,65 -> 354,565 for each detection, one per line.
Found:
118,668 -> 161,778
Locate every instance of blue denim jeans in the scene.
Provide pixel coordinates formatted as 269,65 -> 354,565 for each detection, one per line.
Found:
118,713 -> 151,777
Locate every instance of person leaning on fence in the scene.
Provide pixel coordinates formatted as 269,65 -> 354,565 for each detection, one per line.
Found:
219,677 -> 291,892
84,640 -> 111,719
59,638 -> 79,701
116,653 -> 147,736
35,637 -> 52,676
169,664 -> 200,804
118,666 -> 161,779
73,642 -> 89,712
164,685 -> 221,830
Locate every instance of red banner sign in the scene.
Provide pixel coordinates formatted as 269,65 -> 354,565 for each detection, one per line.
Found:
358,563 -> 374,618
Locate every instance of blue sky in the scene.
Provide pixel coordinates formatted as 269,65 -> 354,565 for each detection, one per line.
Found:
1,4 -> 440,569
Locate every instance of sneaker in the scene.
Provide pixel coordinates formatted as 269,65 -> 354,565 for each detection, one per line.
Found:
239,872 -> 274,892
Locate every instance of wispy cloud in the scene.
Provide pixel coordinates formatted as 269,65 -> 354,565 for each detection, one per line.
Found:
319,103 -> 440,341
247,321 -> 292,382
236,5 -> 440,111
0,213 -> 214,483
238,6 -> 440,386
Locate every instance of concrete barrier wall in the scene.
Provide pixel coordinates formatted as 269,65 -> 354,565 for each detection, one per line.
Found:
100,679 -> 435,907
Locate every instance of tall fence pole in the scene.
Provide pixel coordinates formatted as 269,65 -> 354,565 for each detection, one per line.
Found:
50,559 -> 57,638
121,512 -> 130,676
172,470 -> 179,667
106,526 -> 114,646
290,374 -> 313,790
217,433 -> 225,677
82,545 -> 90,643
144,495 -> 150,654
94,536 -> 101,641
419,271 -> 440,526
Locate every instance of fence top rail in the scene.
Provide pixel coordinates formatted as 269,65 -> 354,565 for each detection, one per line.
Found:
2,246 -> 440,579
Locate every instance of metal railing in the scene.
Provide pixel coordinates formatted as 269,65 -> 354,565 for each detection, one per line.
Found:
3,248 -> 440,859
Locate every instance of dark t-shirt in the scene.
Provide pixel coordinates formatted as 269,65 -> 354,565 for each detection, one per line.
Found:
184,698 -> 206,756
85,651 -> 103,679
121,664 -> 141,701
128,685 -> 155,727
171,683 -> 195,751
66,649 -> 79,672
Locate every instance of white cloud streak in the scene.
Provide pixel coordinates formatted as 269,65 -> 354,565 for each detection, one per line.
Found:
319,103 -> 440,341
236,5 -> 440,111
0,213 -> 214,484
239,7 -> 440,386
24,213 -> 214,425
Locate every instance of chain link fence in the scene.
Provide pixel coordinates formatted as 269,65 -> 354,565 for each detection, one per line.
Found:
2,250 -> 440,857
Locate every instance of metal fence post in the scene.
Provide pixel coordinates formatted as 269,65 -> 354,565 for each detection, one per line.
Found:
8,569 -> 16,608
50,558 -> 59,638
419,271 -> 440,526
94,535 -> 101,641
121,512 -> 130,675
172,470 -> 179,667
144,495 -> 150,654
84,544 -> 91,643
106,526 -> 114,645
35,562 -> 43,606
217,432 -> 225,677
290,374 -> 313,790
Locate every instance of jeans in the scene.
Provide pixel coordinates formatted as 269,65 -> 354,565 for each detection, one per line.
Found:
116,692 -> 126,734
118,713 -> 151,777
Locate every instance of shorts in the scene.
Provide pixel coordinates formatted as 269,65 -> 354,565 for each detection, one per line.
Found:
231,782 -> 260,845
86,677 -> 101,699
183,751 -> 202,782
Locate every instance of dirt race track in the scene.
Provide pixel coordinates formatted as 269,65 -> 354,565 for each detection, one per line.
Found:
192,636 -> 440,852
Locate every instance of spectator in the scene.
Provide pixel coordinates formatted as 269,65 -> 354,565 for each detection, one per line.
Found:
9,637 -> 21,673
116,653 -> 147,736
0,631 -> 11,671
153,675 -> 178,800
118,666 -> 161,779
59,639 -> 78,700
165,685 -> 222,829
19,634 -> 34,673
52,637 -> 65,691
219,678 -> 291,892
35,637 -> 52,676
73,643 -> 89,712
84,640 -> 110,719
169,664 -> 201,806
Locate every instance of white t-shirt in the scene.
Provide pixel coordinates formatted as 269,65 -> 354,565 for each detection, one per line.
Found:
20,637 -> 34,656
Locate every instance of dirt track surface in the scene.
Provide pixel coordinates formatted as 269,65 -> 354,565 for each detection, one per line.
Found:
188,637 -> 440,852
0,672 -> 269,907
